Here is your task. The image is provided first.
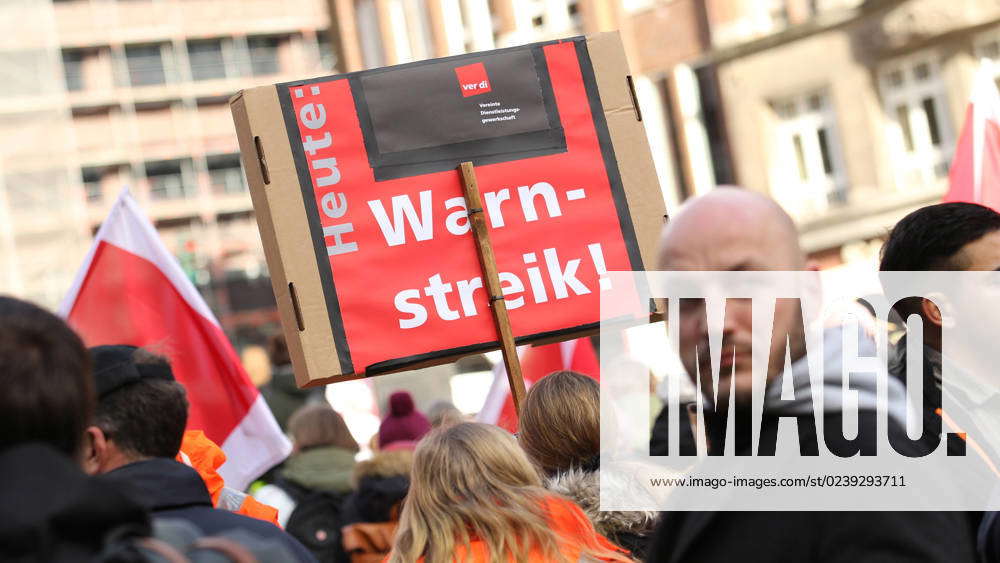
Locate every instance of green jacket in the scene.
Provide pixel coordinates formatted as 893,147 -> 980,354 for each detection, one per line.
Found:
282,445 -> 356,494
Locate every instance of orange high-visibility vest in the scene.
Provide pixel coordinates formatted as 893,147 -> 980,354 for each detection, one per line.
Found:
411,496 -> 629,562
177,430 -> 281,527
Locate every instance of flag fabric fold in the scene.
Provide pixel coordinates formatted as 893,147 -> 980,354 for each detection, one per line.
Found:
59,189 -> 290,490
946,58 -> 1000,209
476,337 -> 599,433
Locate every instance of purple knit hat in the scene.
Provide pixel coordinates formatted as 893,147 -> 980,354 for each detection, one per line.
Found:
378,391 -> 431,449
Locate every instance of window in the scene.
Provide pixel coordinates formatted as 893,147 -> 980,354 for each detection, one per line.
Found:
879,53 -> 953,189
156,218 -> 206,284
980,38 -> 1000,60
82,167 -> 103,203
768,0 -> 788,29
247,36 -> 281,76
125,44 -> 167,86
187,39 -> 227,81
568,0 -> 581,25
356,0 -> 386,68
62,49 -> 85,91
631,75 -> 683,208
207,154 -> 246,195
387,0 -> 436,63
388,0 -> 414,63
523,0 -> 545,30
5,171 -> 59,212
694,66 -> 734,186
771,90 -> 847,211
146,159 -> 194,200
316,31 -> 336,71
975,28 -> 1000,91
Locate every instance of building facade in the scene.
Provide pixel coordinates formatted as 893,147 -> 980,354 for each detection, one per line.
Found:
632,0 -> 1000,272
0,0 -> 334,344
325,0 -> 626,72
5,0 -> 999,335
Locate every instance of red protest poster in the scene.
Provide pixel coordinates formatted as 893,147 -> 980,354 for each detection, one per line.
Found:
272,36 -> 649,377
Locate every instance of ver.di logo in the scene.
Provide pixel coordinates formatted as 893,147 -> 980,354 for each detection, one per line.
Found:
455,62 -> 492,97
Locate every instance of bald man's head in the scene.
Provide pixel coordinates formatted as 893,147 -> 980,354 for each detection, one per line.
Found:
659,187 -> 805,271
658,188 -> 810,406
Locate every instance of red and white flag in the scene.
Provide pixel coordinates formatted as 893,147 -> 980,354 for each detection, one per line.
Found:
476,337 -> 598,433
59,189 -> 290,490
945,59 -> 1000,209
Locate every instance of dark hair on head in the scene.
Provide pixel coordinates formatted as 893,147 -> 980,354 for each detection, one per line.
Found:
518,370 -> 599,476
880,202 -> 1000,272
94,350 -> 189,459
880,203 -> 1000,320
268,332 -> 290,367
0,296 -> 94,460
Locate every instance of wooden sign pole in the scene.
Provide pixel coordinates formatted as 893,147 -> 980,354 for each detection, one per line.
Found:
458,161 -> 528,414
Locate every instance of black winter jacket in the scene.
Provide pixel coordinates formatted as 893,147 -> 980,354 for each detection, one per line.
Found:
647,408 -> 976,563
101,458 -> 316,562
0,443 -> 151,562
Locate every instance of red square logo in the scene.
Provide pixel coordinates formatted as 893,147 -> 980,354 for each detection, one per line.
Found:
455,62 -> 491,97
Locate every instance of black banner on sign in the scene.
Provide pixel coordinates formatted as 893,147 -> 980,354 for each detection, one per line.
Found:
351,45 -> 567,181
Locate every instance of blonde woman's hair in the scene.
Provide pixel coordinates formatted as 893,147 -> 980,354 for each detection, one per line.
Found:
288,403 -> 359,452
519,371 -> 600,475
388,422 -> 627,563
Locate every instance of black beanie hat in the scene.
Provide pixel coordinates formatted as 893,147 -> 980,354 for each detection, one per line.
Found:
89,345 -> 174,399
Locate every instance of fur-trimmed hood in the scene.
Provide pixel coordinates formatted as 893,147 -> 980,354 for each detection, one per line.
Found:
546,467 -> 659,541
351,449 -> 413,487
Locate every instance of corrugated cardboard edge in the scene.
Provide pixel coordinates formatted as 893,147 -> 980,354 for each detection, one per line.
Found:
230,88 -> 352,388
586,31 -> 666,318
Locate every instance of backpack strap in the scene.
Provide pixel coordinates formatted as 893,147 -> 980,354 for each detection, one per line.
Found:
135,537 -> 191,563
190,537 -> 258,563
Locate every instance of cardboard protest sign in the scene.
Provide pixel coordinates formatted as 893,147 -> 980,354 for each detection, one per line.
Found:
231,32 -> 665,386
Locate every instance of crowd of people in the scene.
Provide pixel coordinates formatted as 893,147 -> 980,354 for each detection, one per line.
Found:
2,189 -> 1000,562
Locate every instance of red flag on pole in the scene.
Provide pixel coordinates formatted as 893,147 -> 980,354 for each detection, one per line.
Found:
59,189 -> 290,490
476,337 -> 598,433
945,59 -> 1000,209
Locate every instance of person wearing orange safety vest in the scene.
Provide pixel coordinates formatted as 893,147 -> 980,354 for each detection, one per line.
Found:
176,430 -> 281,528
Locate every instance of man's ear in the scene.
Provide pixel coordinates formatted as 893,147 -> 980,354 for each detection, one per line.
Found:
921,294 -> 950,328
82,426 -> 107,476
